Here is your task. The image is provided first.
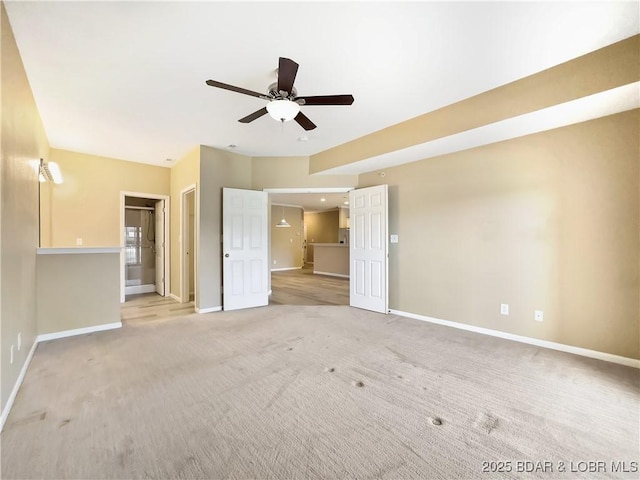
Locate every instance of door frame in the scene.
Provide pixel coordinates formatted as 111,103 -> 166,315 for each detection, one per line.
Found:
119,191 -> 170,303
180,185 -> 198,304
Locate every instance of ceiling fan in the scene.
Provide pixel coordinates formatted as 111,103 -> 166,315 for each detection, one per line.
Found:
205,57 -> 354,131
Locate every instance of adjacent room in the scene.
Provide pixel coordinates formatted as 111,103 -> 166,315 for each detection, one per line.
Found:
1,1 -> 638,479
269,191 -> 351,306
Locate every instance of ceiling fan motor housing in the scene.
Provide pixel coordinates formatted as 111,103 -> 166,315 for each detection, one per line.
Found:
268,82 -> 297,100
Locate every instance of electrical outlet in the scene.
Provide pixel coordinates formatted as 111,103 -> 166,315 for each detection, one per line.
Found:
273,260 -> 276,265
18,332 -> 21,351
500,304 -> 509,315
535,310 -> 544,322
10,345 -> 14,364
390,234 -> 399,243
76,237 -> 83,246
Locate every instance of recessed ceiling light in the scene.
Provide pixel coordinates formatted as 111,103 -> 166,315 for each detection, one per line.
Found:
298,136 -> 309,142
344,201 -> 349,205
165,158 -> 173,163
227,144 -> 237,149
320,198 -> 326,202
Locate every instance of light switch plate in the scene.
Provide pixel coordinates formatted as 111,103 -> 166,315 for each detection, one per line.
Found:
390,234 -> 399,243
500,304 -> 509,315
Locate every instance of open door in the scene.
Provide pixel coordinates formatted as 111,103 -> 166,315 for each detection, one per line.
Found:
349,184 -> 388,313
154,199 -> 165,296
222,188 -> 269,311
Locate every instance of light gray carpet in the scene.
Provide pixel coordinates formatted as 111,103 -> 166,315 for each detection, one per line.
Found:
2,306 -> 638,479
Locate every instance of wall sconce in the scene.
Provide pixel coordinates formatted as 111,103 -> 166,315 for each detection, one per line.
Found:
39,158 -> 63,184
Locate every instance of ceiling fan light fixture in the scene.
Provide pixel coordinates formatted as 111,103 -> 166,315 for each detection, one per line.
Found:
266,99 -> 300,122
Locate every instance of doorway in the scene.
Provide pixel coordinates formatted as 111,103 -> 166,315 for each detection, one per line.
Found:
265,188 -> 353,306
180,186 -> 197,304
219,186 -> 387,313
124,201 -> 156,295
120,192 -> 170,303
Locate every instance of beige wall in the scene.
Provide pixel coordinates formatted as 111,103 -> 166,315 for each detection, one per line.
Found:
252,156 -> 358,189
41,149 -> 170,247
271,205 -> 303,269
37,252 -> 120,335
360,110 -> 639,359
169,146 -> 199,300
0,2 -> 49,414
199,146 -> 252,310
304,210 -> 339,263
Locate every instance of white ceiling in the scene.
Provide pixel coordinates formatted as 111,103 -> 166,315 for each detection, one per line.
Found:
5,1 -> 639,168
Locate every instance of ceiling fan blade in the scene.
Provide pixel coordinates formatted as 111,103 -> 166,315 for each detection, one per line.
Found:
239,107 -> 268,123
294,112 -> 317,131
206,79 -> 266,99
296,94 -> 354,106
277,57 -> 299,94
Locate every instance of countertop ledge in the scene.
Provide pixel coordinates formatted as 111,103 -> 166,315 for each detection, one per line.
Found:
37,247 -> 122,255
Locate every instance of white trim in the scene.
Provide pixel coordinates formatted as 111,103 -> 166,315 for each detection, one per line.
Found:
180,185 -> 198,305
36,322 -> 122,343
313,271 -> 349,279
37,247 -> 121,255
196,306 -> 221,314
271,266 -> 302,272
268,289 -> 272,295
124,284 -> 156,295
1,340 -> 38,432
120,191 -> 170,303
263,187 -> 354,194
389,309 -> 640,369
169,293 -> 181,302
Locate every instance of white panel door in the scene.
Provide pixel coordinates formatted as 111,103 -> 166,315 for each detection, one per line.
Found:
154,199 -> 165,296
350,184 -> 388,313
222,188 -> 269,311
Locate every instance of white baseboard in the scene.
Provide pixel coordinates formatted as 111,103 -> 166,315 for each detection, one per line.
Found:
271,267 -> 302,272
389,309 -> 640,369
196,306 -> 222,314
313,271 -> 349,279
37,322 -> 122,343
125,284 -> 155,295
1,339 -> 38,432
169,293 -> 181,302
